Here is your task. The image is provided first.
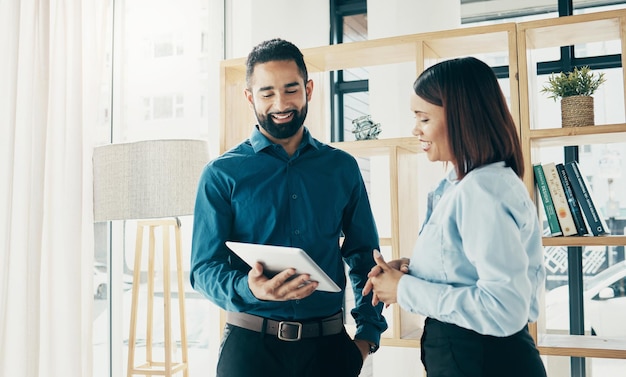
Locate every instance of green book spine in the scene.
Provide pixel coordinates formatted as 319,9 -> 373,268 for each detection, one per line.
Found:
533,163 -> 563,236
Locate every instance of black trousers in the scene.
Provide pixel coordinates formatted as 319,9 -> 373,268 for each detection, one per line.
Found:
216,324 -> 364,377
421,318 -> 547,377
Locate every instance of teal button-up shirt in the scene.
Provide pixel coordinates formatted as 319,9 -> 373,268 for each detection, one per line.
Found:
190,126 -> 387,344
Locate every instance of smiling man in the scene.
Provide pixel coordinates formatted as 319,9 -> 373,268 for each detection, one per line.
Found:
190,38 -> 387,377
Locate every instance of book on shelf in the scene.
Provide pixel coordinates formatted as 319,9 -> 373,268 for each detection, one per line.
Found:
533,163 -> 562,236
542,162 -> 578,236
563,161 -> 610,236
555,163 -> 588,236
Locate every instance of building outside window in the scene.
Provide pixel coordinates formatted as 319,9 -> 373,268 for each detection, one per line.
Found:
95,1 -> 221,376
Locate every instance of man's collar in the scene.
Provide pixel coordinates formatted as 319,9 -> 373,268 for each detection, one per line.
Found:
250,126 -> 320,153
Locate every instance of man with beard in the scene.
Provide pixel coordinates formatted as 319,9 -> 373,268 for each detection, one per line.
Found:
190,38 -> 387,377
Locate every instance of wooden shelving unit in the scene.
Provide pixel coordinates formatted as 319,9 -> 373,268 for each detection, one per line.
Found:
330,139 -> 422,346
220,22 -> 519,155
538,334 -> 626,359
517,9 -> 626,360
220,9 -> 626,358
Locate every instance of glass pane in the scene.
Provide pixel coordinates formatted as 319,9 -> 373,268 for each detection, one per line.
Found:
542,142 -> 626,341
574,1 -> 626,15
533,143 -> 626,234
96,0 -> 220,376
342,13 -> 369,81
93,222 -> 111,377
343,91 -> 370,141
113,0 -> 212,143
544,355 -> 626,376
590,358 -> 626,376
544,245 -> 626,330
343,13 -> 367,43
462,0 -> 625,25
573,4 -> 624,58
534,67 -> 624,130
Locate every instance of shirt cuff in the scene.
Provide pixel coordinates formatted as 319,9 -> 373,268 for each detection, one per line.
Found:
235,274 -> 260,304
354,325 -> 381,348
397,274 -> 444,318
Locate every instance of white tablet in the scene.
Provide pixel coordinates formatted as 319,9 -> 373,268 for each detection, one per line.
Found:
225,241 -> 341,293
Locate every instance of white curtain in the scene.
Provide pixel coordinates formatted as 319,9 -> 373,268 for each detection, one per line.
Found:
0,1 -> 110,376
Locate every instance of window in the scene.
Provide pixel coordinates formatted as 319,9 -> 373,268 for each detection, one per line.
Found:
329,0 -> 368,142
144,94 -> 184,120
96,1 -> 221,376
152,32 -> 184,58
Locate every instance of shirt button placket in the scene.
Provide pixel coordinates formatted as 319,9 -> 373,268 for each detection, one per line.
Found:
291,193 -> 300,237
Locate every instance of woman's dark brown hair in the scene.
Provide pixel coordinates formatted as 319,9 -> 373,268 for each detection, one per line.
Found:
413,57 -> 524,180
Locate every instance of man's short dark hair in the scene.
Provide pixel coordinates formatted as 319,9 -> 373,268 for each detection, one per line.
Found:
245,38 -> 309,87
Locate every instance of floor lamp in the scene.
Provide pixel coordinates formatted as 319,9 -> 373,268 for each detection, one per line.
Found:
93,139 -> 209,377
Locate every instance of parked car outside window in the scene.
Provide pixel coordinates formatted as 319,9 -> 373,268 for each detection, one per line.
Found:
94,264 -> 108,300
545,260 -> 626,337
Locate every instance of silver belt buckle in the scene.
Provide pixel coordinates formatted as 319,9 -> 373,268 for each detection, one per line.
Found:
277,321 -> 302,341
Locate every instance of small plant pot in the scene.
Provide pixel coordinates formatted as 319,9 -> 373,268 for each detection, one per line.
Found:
561,95 -> 594,127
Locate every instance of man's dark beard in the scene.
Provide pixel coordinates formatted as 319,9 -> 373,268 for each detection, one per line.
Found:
256,104 -> 307,139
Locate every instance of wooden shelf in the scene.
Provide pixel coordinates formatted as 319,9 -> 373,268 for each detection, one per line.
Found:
381,326 -> 422,348
330,137 -> 423,156
418,23 -> 515,57
518,12 -> 624,50
538,334 -> 626,359
379,237 -> 393,247
528,123 -> 626,148
381,337 -> 421,348
217,23 -> 516,76
303,23 -> 515,73
543,235 -> 626,247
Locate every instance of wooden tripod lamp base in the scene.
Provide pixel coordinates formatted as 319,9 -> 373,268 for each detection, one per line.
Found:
127,219 -> 189,377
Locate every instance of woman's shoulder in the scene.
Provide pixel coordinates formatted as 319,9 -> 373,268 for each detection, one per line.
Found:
460,162 -> 526,196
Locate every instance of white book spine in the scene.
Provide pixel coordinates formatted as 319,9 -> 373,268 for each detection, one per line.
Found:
542,162 -> 577,236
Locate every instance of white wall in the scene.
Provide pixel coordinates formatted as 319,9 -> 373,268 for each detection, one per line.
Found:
368,0 -> 460,138
221,0 -> 333,144
224,0 -> 329,59
368,0 -> 460,38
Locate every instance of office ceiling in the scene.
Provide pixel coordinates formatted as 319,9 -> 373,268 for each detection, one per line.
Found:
461,0 -> 626,23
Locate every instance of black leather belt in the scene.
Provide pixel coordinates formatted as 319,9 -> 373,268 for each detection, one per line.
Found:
226,311 -> 344,341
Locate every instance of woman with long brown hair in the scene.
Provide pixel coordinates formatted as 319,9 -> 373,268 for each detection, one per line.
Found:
364,57 -> 547,377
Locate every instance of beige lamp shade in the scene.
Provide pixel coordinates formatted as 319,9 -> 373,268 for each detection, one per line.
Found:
93,139 -> 209,222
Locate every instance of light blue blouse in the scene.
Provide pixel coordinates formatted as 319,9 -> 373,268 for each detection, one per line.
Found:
397,162 -> 546,337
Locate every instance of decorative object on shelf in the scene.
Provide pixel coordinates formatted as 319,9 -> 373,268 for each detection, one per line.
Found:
93,139 -> 210,377
540,66 -> 606,127
351,115 -> 382,140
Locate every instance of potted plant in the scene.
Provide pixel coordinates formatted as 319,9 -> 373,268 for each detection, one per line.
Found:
541,66 -> 606,127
